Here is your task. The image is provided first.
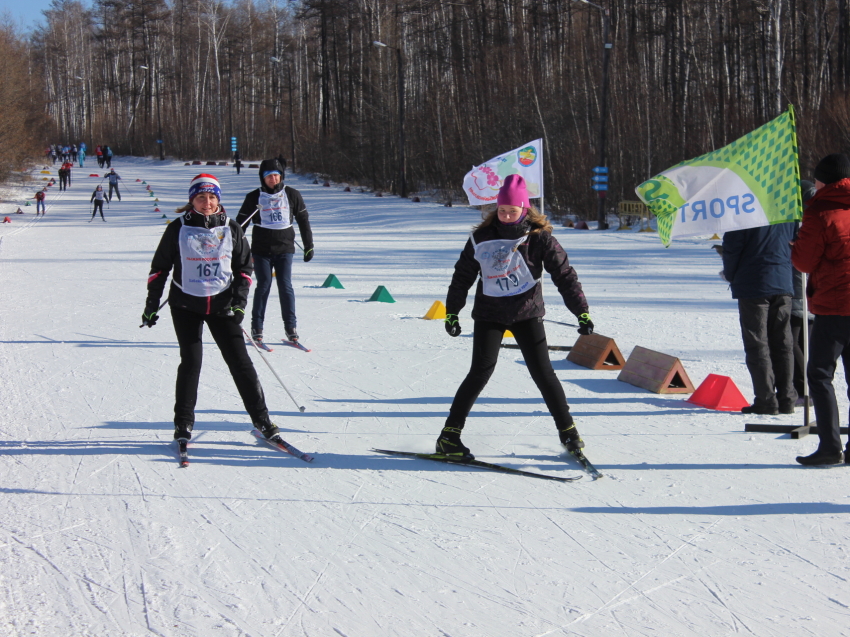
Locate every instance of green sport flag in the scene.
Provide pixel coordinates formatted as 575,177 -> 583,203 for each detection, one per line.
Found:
635,106 -> 802,246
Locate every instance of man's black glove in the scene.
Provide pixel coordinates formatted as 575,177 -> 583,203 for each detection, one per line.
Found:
141,309 -> 159,328
577,313 -> 594,335
219,307 -> 245,324
445,313 -> 461,337
304,247 -> 314,262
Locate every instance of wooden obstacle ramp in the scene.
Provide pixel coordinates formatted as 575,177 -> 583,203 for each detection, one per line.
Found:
566,334 -> 625,370
617,346 -> 694,393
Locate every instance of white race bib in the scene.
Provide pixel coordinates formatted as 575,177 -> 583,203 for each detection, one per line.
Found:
258,191 -> 292,230
472,234 -> 538,297
177,222 -> 234,297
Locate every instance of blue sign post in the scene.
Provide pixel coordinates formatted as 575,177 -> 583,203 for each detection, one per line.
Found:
591,166 -> 608,194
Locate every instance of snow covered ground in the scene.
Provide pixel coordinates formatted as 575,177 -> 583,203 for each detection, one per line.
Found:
1,158 -> 848,637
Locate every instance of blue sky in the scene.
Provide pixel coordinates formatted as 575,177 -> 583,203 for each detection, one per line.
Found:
0,0 -> 90,32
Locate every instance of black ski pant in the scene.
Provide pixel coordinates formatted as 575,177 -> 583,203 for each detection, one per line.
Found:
737,295 -> 796,409
91,200 -> 104,220
59,175 -> 68,191
807,314 -> 850,456
446,317 -> 573,432
170,305 -> 271,430
108,183 -> 120,201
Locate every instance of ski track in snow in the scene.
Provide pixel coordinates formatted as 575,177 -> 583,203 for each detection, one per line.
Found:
1,158 -> 849,636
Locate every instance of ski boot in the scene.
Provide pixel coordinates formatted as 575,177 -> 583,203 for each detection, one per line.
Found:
285,326 -> 299,343
558,423 -> 585,453
435,426 -> 474,460
254,419 -> 280,440
174,423 -> 193,441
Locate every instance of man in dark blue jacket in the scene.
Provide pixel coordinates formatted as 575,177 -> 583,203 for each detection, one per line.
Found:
723,222 -> 797,414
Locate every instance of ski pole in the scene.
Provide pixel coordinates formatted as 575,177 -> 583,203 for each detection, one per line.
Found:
139,299 -> 170,328
241,326 -> 306,412
544,318 -> 579,328
239,207 -> 259,228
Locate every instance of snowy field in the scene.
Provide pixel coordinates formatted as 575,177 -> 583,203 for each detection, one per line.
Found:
1,158 -> 848,637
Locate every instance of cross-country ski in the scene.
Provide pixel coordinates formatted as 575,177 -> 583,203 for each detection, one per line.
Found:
372,449 -> 582,482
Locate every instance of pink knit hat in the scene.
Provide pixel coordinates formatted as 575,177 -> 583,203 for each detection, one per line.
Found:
497,174 -> 530,208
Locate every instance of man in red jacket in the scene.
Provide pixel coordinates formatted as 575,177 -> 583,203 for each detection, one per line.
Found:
791,153 -> 850,466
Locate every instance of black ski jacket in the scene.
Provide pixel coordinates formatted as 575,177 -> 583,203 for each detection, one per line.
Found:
145,207 -> 253,316
235,159 -> 313,257
446,219 -> 589,325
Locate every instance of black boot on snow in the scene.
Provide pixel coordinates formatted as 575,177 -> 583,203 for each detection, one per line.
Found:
559,423 -> 585,453
285,327 -> 299,343
174,423 -> 193,441
254,419 -> 280,439
436,426 -> 474,460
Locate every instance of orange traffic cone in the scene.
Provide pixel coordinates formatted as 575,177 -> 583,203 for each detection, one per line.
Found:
686,374 -> 749,411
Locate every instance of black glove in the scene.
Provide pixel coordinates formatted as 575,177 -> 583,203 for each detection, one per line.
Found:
577,313 -> 594,335
445,313 -> 461,337
219,307 -> 245,324
303,247 -> 314,262
141,308 -> 159,328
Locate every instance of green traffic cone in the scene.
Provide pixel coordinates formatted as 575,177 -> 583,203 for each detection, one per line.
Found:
321,274 -> 345,289
367,286 -> 396,303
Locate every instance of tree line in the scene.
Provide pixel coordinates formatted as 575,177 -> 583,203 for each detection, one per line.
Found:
0,24 -> 47,182
32,0 -> 850,216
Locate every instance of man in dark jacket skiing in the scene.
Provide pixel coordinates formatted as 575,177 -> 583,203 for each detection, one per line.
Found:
236,159 -> 313,346
722,216 -> 797,415
791,153 -> 850,466
106,168 -> 121,202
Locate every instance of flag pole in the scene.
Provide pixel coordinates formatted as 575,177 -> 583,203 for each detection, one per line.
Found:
801,271 -> 812,427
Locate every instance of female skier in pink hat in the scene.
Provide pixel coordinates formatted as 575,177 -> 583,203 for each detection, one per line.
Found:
437,174 -> 595,460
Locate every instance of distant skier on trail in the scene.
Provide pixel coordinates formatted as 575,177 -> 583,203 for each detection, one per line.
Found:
141,173 -> 284,446
90,185 -> 106,221
437,174 -> 594,461
236,158 -> 314,347
106,168 -> 121,201
34,188 -> 46,216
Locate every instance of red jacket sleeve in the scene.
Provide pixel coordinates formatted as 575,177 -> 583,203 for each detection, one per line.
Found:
791,210 -> 825,274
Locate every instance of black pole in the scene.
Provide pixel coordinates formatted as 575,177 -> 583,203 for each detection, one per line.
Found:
596,8 -> 611,230
288,67 -> 296,172
156,71 -> 164,160
397,46 -> 406,199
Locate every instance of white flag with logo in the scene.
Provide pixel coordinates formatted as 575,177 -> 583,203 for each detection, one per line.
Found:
463,139 -> 543,206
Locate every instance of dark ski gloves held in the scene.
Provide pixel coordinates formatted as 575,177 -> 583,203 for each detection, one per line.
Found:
445,313 -> 461,337
218,307 -> 245,325
577,313 -> 594,335
141,310 -> 159,328
303,246 -> 314,262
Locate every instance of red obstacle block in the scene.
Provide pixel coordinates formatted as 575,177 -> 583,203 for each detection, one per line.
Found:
686,374 -> 749,411
2,216 -> 11,223
89,174 -> 99,177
